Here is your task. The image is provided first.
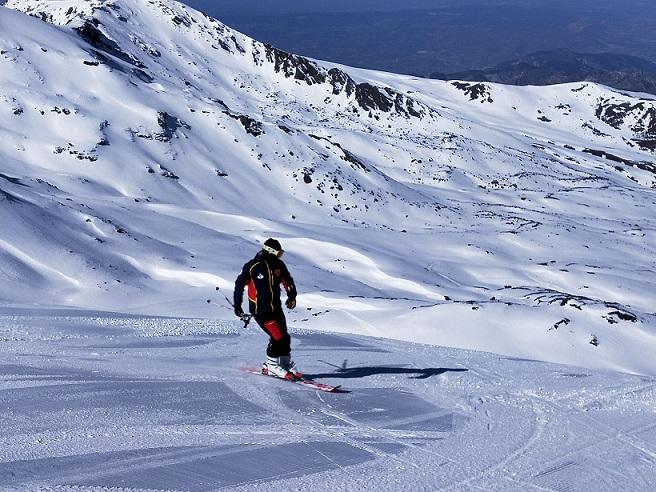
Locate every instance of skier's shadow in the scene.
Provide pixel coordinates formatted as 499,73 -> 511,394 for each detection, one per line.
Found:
306,362 -> 468,380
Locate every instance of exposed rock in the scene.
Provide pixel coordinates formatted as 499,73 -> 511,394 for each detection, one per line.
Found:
607,310 -> 637,322
596,101 -> 638,129
158,165 -> 179,179
75,19 -> 153,82
551,318 -> 571,331
263,43 -> 326,86
252,42 -> 427,118
582,148 -> 656,175
75,19 -> 144,68
355,83 -> 393,112
595,99 -> 656,150
223,112 -> 264,137
452,82 -> 493,103
581,122 -> 610,137
327,68 -> 356,97
635,139 -> 656,150
171,15 -> 191,28
309,134 -> 368,171
217,39 -> 232,53
98,120 -> 110,146
156,112 -> 191,141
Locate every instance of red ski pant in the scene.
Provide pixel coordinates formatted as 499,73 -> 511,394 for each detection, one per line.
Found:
255,314 -> 291,358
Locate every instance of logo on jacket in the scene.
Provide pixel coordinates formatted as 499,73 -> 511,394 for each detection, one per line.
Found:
256,273 -> 264,279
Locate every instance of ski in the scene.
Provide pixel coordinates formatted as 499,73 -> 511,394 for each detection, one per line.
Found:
240,366 -> 343,393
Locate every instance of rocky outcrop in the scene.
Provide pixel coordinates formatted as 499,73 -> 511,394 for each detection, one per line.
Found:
596,100 -> 656,150
252,42 -> 430,119
75,19 -> 153,82
261,44 -> 326,86
223,111 -> 264,137
156,112 -> 191,141
452,82 -> 493,103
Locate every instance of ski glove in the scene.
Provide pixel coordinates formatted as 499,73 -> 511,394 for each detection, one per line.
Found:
234,306 -> 245,318
286,298 -> 296,309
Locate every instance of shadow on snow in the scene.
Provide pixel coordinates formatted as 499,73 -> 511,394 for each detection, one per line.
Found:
306,362 -> 468,380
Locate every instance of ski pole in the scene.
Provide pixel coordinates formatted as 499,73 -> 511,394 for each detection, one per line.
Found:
215,288 -> 252,327
226,295 -> 252,327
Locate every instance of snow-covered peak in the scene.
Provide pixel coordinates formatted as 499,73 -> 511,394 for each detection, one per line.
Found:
6,0 -> 434,122
7,0 -> 203,27
5,0 -> 104,24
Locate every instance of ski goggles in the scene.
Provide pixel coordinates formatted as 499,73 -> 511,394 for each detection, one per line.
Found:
263,245 -> 284,258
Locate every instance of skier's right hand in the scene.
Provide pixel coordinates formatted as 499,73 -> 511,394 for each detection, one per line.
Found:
234,306 -> 245,318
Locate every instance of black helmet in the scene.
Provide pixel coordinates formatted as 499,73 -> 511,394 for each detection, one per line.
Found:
263,238 -> 284,257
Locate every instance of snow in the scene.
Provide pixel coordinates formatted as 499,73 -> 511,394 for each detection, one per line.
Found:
0,0 -> 655,373
1,308 -> 655,491
1,0 -> 656,487
0,0 -> 654,370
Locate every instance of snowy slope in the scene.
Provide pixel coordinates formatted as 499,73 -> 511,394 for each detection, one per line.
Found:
1,0 -> 656,375
1,309 -> 656,491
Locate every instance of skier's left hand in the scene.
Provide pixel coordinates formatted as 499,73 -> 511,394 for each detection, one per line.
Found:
286,297 -> 296,309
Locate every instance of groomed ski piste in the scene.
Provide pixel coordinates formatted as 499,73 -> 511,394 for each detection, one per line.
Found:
1,307 -> 656,491
1,0 -> 656,489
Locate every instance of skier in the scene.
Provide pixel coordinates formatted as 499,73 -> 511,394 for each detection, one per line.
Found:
233,238 -> 299,379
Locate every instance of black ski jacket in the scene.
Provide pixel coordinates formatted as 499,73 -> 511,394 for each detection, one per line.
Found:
234,251 -> 297,319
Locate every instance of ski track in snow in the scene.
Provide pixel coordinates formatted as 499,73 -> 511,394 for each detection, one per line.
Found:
0,310 -> 655,491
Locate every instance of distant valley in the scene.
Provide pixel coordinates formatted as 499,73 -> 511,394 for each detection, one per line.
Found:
214,3 -> 656,81
431,49 -> 656,95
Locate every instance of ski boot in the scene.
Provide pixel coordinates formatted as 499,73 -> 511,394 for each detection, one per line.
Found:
279,355 -> 303,379
262,356 -> 301,381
